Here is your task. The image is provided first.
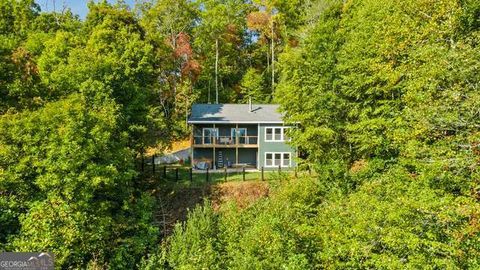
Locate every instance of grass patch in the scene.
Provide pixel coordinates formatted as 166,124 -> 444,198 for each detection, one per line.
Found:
142,164 -> 316,188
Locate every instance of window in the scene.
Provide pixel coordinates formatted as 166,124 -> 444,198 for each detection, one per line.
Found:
231,128 -> 247,144
265,152 -> 292,167
274,153 -> 281,166
265,153 -> 273,166
274,128 -> 282,141
265,127 -> 290,142
266,128 -> 273,141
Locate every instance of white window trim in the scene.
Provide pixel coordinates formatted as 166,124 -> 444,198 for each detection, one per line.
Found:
264,152 -> 292,168
264,127 -> 274,142
264,127 -> 290,142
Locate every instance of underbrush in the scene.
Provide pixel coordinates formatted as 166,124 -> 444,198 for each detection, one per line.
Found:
141,165 -> 480,269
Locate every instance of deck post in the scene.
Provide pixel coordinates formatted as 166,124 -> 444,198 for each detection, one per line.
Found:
278,165 -> 281,174
242,167 -> 245,181
235,147 -> 238,167
235,124 -> 239,167
261,166 -> 264,181
235,124 -> 239,145
213,124 -> 216,170
190,126 -> 195,168
224,167 -> 227,182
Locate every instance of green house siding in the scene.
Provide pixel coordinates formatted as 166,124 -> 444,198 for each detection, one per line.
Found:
258,123 -> 297,170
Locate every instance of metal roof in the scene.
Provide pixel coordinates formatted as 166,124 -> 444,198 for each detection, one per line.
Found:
187,104 -> 284,124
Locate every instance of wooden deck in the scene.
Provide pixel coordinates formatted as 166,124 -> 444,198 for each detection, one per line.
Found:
193,143 -> 258,148
192,136 -> 258,148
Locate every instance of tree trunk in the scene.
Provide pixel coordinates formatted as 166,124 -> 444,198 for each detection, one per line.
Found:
171,31 -> 178,107
271,22 -> 275,95
215,38 -> 219,104
266,46 -> 270,71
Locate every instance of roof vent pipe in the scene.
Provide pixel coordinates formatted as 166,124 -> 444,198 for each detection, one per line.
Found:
249,97 -> 252,112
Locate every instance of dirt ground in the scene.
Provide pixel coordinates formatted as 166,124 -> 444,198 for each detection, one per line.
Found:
154,181 -> 269,237
210,181 -> 269,210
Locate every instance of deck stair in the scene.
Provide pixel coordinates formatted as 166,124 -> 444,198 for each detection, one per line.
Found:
217,151 -> 224,168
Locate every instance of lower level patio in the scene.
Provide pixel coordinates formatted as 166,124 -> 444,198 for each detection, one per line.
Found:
192,147 -> 258,170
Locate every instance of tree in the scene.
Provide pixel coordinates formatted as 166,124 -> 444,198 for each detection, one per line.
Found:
240,67 -> 267,102
141,0 -> 199,126
247,6 -> 277,94
0,0 -> 42,112
247,0 -> 308,96
0,93 -> 157,268
0,0 -> 39,37
275,0 -> 346,168
145,170 -> 479,268
63,1 -> 160,152
194,0 -> 250,104
0,2 -> 161,268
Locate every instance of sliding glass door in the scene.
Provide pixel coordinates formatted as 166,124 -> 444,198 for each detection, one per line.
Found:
231,128 -> 247,144
202,128 -> 218,144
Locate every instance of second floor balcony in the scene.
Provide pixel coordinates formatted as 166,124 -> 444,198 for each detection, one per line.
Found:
193,135 -> 258,148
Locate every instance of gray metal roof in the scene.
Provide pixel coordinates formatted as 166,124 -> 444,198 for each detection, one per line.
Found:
188,104 -> 284,124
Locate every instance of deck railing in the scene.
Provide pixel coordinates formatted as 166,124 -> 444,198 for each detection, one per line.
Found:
193,136 -> 258,146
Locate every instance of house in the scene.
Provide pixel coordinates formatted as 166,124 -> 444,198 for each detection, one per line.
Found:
187,103 -> 297,170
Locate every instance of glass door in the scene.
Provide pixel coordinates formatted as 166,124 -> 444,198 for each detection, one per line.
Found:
231,128 -> 247,144
203,128 -> 218,144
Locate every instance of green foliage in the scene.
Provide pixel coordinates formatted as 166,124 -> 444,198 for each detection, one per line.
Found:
0,95 -> 158,268
276,0 -> 346,166
144,0 -> 480,269
0,2 -> 161,268
0,0 -> 39,37
167,202 -> 221,269
140,0 -> 200,139
2,0 -> 479,269
276,0 -> 479,192
240,67 -> 267,102
148,170 -> 479,268
314,167 -> 478,268
192,0 -> 251,103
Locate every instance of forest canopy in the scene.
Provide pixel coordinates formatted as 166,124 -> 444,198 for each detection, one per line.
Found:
0,0 -> 479,269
